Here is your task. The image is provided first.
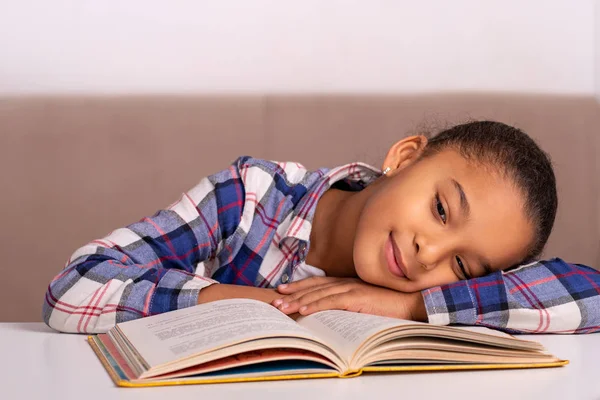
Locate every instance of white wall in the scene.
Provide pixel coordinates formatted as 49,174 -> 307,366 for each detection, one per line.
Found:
0,0 -> 596,94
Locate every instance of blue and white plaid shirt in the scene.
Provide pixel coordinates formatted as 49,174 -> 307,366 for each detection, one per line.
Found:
43,156 -> 600,334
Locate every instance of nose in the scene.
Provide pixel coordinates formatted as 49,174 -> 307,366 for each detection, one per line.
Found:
414,233 -> 454,271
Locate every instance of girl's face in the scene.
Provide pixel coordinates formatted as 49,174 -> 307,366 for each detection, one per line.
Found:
353,137 -> 535,293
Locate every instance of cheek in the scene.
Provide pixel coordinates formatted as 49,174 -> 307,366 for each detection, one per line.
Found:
352,186 -> 428,261
465,212 -> 533,266
352,216 -> 384,278
420,267 -> 461,289
395,267 -> 461,292
352,197 -> 393,284
388,180 -> 435,228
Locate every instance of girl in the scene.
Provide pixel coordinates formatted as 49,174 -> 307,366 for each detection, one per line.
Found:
43,121 -> 600,334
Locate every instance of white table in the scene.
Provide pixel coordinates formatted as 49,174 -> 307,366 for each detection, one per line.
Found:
2,323 -> 599,400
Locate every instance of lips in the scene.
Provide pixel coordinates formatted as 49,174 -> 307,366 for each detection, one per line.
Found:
385,233 -> 408,279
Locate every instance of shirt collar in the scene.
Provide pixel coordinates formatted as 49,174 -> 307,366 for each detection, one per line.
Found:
281,162 -> 382,251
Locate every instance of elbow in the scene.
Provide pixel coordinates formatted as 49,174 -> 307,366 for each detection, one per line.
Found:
41,269 -> 113,334
42,287 -> 111,334
42,284 -> 80,333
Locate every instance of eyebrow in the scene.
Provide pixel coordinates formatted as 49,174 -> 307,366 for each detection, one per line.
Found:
451,179 -> 470,219
450,179 -> 492,276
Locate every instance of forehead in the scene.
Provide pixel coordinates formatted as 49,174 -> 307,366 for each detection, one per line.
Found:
417,148 -> 504,182
418,149 -> 534,270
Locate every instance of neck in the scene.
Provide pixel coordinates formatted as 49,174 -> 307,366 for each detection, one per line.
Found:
306,181 -> 381,277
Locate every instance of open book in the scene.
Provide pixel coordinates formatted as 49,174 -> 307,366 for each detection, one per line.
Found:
89,299 -> 567,387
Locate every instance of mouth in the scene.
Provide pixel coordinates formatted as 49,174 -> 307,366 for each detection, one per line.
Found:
385,233 -> 409,279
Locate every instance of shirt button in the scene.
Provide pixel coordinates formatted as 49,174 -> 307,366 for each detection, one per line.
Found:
281,274 -> 290,284
299,243 -> 306,252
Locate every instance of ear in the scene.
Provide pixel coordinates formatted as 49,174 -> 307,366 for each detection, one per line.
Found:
381,135 -> 428,176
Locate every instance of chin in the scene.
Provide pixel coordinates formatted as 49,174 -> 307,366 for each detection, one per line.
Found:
353,252 -> 421,293
353,239 -> 389,286
354,262 -> 374,284
353,245 -> 378,282
354,253 -> 397,289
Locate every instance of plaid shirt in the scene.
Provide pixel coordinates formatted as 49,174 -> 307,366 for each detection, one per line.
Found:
43,156 -> 600,334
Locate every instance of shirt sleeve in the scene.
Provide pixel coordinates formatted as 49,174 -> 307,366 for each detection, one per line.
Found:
421,258 -> 600,334
43,159 -> 246,334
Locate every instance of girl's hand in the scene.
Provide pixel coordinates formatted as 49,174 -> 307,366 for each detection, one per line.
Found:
271,277 -> 427,321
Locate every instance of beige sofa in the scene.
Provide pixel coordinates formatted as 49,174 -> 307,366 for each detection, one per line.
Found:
1,94 -> 598,322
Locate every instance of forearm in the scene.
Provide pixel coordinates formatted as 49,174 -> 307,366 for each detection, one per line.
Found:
198,284 -> 281,305
43,254 -> 216,334
421,259 -> 600,333
410,293 -> 428,322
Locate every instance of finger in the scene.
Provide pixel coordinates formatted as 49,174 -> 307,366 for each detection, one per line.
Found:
298,292 -> 353,315
288,312 -> 302,321
278,284 -> 353,315
277,276 -> 338,294
272,282 -> 343,309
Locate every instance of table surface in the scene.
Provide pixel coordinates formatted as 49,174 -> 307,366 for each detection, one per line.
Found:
2,323 -> 599,400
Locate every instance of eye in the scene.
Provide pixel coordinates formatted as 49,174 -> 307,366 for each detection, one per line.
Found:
456,256 -> 469,279
435,194 -> 447,224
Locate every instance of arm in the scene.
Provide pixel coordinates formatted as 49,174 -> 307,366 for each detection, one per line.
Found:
43,159 -> 249,334
422,258 -> 600,333
198,284 -> 281,305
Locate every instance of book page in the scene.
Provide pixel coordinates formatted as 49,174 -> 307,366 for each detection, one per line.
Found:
451,326 -> 513,338
297,311 -> 415,362
116,299 -> 327,368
